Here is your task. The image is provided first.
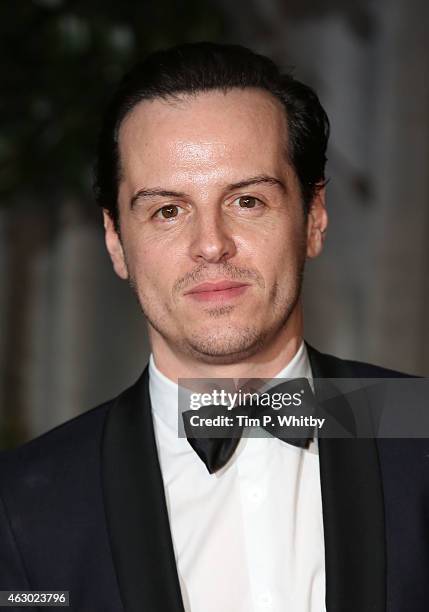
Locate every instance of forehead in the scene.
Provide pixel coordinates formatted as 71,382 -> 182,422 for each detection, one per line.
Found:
118,88 -> 290,188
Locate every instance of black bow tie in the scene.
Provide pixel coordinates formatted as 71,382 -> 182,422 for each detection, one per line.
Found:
182,378 -> 317,473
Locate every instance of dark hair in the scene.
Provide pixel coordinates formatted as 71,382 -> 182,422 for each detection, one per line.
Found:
94,41 -> 329,229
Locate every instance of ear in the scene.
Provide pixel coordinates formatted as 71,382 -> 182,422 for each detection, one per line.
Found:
306,185 -> 328,259
103,210 -> 129,280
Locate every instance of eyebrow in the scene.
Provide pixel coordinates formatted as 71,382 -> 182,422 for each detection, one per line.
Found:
227,175 -> 287,193
130,188 -> 187,209
129,174 -> 287,209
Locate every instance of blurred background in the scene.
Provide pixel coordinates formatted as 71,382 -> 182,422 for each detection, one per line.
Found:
1,0 -> 428,448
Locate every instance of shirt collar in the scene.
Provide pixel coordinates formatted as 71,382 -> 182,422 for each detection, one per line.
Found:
149,341 -> 313,432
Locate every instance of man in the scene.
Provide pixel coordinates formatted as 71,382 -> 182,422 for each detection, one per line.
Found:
0,42 -> 428,612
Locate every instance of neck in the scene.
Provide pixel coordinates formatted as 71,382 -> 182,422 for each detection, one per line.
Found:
149,306 -> 304,383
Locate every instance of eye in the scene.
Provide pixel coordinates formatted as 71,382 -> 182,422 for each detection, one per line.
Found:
232,195 -> 264,209
153,204 -> 183,220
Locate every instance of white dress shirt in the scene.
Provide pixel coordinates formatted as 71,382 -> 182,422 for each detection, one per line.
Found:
149,342 -> 326,612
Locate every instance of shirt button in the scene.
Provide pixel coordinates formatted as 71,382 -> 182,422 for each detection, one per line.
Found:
257,591 -> 273,608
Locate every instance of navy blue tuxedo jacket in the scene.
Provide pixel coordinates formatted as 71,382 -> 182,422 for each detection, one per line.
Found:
1,344 -> 429,611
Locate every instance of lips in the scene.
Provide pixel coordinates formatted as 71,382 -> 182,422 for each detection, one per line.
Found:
186,281 -> 249,294
184,280 -> 250,302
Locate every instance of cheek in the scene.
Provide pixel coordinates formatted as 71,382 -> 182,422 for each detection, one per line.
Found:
125,235 -> 184,304
240,223 -> 304,273
122,237 -> 158,287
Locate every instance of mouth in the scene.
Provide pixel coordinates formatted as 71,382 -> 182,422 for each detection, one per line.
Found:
184,280 -> 250,302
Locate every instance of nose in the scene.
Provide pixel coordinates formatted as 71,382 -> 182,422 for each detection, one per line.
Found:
189,208 -> 237,264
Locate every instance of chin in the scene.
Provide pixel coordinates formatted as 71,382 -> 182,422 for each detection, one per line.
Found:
182,325 -> 268,364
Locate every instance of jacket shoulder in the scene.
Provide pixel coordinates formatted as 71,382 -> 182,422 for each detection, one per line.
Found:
306,343 -> 414,379
331,354 -> 410,378
0,400 -> 113,488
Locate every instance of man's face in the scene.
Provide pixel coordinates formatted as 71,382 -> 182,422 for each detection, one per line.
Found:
104,88 -> 326,364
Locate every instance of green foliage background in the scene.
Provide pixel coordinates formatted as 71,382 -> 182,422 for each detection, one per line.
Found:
0,0 -> 226,209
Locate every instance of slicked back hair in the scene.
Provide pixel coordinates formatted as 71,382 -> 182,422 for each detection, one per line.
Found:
94,42 -> 330,230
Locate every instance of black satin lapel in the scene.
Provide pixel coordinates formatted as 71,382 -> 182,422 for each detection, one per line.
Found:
102,367 -> 185,612
306,344 -> 386,612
